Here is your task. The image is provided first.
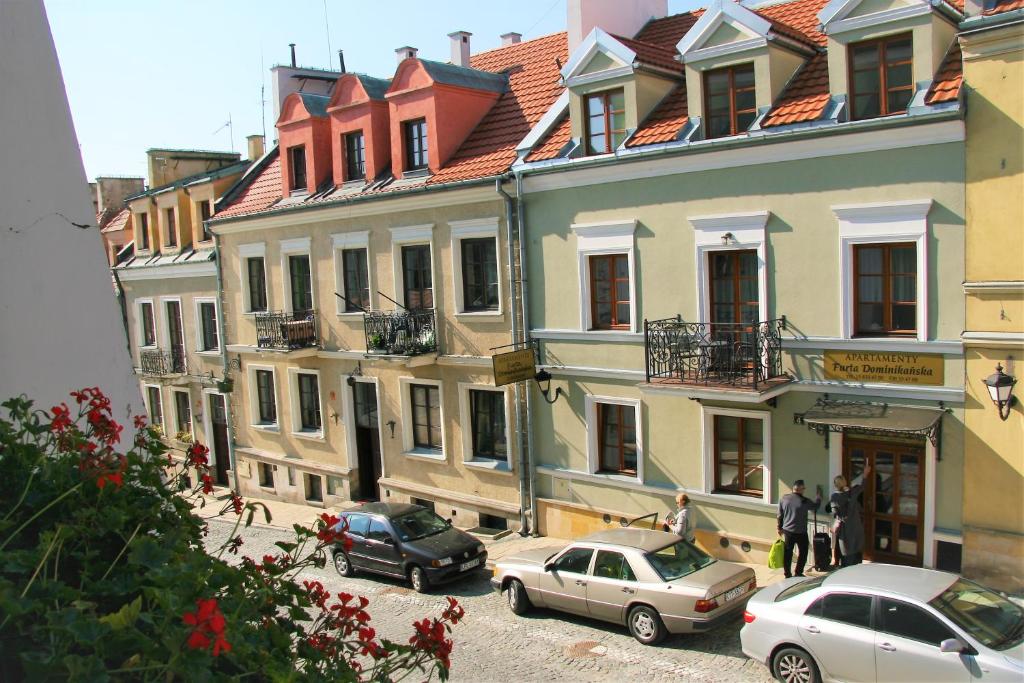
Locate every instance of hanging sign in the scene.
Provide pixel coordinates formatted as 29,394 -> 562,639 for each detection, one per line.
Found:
492,348 -> 537,386
824,351 -> 944,386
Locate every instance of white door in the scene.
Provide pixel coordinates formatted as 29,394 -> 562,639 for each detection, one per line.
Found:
874,598 -> 970,682
798,592 -> 876,682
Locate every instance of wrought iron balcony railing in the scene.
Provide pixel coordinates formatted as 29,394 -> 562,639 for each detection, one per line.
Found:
255,309 -> 319,350
364,308 -> 437,356
644,316 -> 787,390
139,347 -> 186,376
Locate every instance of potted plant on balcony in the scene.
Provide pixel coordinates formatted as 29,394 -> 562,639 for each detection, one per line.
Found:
216,376 -> 234,394
175,430 -> 194,444
368,333 -> 385,353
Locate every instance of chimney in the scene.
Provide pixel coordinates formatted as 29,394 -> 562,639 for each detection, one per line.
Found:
963,0 -> 983,16
246,134 -> 265,161
568,0 -> 667,52
338,49 -> 346,73
395,46 -> 418,63
94,176 -> 145,215
289,43 -> 297,67
501,32 -> 522,46
448,31 -> 472,67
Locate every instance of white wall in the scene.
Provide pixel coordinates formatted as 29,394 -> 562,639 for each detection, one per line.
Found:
0,0 -> 142,424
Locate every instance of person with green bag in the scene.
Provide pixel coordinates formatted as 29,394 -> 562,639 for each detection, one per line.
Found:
768,536 -> 785,569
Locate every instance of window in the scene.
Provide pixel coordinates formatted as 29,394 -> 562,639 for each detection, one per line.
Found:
584,89 -> 626,155
592,550 -> 637,582
199,200 -> 212,241
346,513 -> 370,537
297,373 -> 321,432
879,599 -> 955,647
198,302 -> 219,351
146,386 -> 162,427
850,34 -> 913,120
553,547 -> 594,574
806,593 -> 873,629
589,253 -> 630,330
258,462 -> 274,488
402,244 -> 433,309
709,250 -> 759,326
289,145 -> 307,191
344,131 -> 366,181
165,208 -> 177,248
247,257 -> 267,312
411,384 -> 441,450
342,248 -> 370,312
598,402 -> 637,475
139,302 -> 156,347
404,119 -> 428,170
469,390 -> 506,461
704,63 -> 756,139
854,243 -> 916,336
776,576 -> 826,602
461,238 -> 499,311
165,301 -> 185,373
289,254 -> 313,313
287,467 -> 295,486
255,369 -> 277,424
173,391 -> 192,436
713,415 -> 764,496
367,518 -> 391,543
138,213 -> 150,251
304,473 -> 323,502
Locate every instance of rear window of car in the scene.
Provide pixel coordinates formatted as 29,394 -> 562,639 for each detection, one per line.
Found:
775,576 -> 824,602
644,539 -> 715,581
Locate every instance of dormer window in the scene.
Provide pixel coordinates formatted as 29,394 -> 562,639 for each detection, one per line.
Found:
199,200 -> 212,241
585,89 -> 626,155
404,119 -> 428,171
288,145 -> 307,191
138,213 -> 150,251
344,131 -> 366,181
849,34 -> 913,120
704,64 -> 756,139
164,208 -> 177,248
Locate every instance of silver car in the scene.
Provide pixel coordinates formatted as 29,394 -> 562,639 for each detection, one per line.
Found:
490,527 -> 756,645
740,563 -> 1024,683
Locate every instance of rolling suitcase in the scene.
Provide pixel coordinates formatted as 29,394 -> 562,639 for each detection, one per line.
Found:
811,509 -> 832,572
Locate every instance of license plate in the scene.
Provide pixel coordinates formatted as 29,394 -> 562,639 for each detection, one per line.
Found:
459,558 -> 480,572
724,584 -> 747,602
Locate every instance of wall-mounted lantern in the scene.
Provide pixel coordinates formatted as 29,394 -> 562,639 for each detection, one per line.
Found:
983,363 -> 1017,421
534,369 -> 564,405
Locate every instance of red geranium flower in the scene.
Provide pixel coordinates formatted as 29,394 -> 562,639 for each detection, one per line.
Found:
182,598 -> 231,656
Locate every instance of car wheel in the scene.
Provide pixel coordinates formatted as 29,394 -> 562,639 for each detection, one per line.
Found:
772,647 -> 820,683
627,604 -> 666,645
333,550 -> 354,577
409,565 -> 430,593
505,579 -> 531,615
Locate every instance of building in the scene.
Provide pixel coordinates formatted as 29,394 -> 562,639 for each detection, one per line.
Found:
958,0 -> 1024,592
208,32 -> 565,532
95,176 -> 145,266
512,0 -> 968,570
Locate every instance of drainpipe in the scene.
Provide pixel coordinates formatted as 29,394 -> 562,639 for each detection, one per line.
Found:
212,232 -> 240,494
496,178 -> 529,534
515,171 -> 539,536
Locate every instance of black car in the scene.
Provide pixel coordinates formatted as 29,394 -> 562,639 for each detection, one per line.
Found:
331,503 -> 487,593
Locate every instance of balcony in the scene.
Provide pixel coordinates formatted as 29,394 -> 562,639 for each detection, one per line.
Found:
139,347 -> 186,376
644,316 -> 789,391
364,309 -> 437,356
255,310 -> 319,351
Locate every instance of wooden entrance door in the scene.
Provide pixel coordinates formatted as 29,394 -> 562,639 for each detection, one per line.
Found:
353,382 -> 382,501
843,438 -> 925,566
209,394 -> 230,487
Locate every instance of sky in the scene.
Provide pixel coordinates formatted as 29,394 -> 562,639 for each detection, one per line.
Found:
46,0 -> 700,182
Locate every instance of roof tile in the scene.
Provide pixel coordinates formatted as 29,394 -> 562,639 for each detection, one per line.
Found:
926,42 -> 963,105
526,115 -> 572,161
626,85 -> 689,146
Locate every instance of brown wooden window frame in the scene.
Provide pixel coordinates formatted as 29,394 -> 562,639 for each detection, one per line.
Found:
848,33 -> 914,121
139,301 -> 156,348
461,237 -> 500,312
164,208 -> 177,248
344,130 -> 366,181
288,145 -> 307,191
146,386 -> 162,427
588,253 -> 631,330
597,402 -> 638,476
404,118 -> 428,170
584,89 -> 626,155
469,389 -> 506,461
853,242 -> 917,337
246,257 -> 267,313
703,63 -> 757,139
138,212 -> 150,251
297,372 -> 322,431
708,249 -> 760,327
199,200 -> 213,241
410,383 -> 442,451
713,414 -> 764,498
401,244 -> 433,310
255,369 -> 277,424
198,301 -> 219,352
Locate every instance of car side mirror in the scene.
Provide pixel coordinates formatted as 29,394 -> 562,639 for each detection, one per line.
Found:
544,562 -> 555,573
446,518 -> 452,526
382,536 -> 395,545
939,638 -> 969,655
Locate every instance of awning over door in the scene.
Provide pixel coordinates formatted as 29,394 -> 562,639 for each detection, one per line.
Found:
794,398 -> 945,446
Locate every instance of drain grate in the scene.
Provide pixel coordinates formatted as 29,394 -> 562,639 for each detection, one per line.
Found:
564,640 -> 607,658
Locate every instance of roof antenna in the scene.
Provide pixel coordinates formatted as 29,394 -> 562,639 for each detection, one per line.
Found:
322,0 -> 332,69
338,49 -> 346,73
289,43 -> 297,68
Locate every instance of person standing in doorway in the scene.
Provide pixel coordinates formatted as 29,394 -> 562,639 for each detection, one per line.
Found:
777,479 -> 821,578
665,493 -> 696,543
830,464 -> 872,566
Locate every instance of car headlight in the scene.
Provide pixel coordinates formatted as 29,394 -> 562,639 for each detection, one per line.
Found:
431,557 -> 453,568
476,544 -> 485,555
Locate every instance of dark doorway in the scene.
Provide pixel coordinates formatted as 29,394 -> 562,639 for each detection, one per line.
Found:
209,393 -> 230,486
353,381 -> 382,501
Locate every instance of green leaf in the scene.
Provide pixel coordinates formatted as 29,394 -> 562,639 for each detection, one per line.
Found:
274,541 -> 297,554
99,595 -> 142,631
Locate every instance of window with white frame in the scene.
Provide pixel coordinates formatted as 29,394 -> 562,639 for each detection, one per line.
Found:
701,406 -> 771,504
172,389 -> 193,439
458,384 -> 511,468
281,237 -> 314,314
238,243 -> 267,313
246,365 -> 278,427
572,220 -> 637,333
689,211 -> 769,326
332,231 -> 371,314
834,200 -> 931,342
399,377 -> 444,458
288,369 -> 322,435
450,218 -> 501,315
195,299 -> 219,352
390,225 -> 434,310
585,395 -> 643,481
137,300 -> 156,348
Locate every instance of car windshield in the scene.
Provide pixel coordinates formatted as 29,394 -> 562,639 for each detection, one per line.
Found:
644,539 -> 715,581
775,576 -> 825,602
391,509 -> 450,542
929,579 -> 1024,650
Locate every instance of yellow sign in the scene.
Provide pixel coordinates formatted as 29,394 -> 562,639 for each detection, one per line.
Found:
824,351 -> 944,386
492,348 -> 536,386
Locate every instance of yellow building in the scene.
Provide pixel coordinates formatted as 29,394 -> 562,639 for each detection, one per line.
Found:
959,0 -> 1024,592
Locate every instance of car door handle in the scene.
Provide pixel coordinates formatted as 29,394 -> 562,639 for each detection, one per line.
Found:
621,587 -> 635,594
575,580 -> 587,586
804,625 -> 820,634
878,643 -> 896,652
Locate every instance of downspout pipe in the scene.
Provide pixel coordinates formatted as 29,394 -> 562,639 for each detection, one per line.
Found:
515,171 -> 539,537
212,231 -> 240,495
496,178 -> 530,534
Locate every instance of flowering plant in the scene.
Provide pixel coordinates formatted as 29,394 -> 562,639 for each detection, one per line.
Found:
0,389 -> 463,680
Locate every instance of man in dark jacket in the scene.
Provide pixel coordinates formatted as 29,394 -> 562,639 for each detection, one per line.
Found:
777,479 -> 821,578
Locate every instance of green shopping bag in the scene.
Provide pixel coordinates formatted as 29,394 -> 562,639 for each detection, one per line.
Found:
768,537 -> 785,570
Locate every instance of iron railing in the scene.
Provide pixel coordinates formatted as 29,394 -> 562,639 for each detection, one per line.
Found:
364,308 -> 437,356
644,316 -> 787,390
139,347 -> 186,376
255,309 -> 319,350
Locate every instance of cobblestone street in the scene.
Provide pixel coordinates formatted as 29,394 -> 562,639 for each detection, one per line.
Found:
205,518 -> 775,683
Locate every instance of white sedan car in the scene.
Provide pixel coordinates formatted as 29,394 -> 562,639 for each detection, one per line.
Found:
741,564 -> 1024,683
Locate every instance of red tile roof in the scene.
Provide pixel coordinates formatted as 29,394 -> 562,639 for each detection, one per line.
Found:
525,115 -> 572,162
215,152 -> 282,219
635,10 -> 704,46
614,35 -> 685,74
985,0 -> 1024,13
99,208 -> 130,234
757,0 -> 830,47
926,42 -> 963,105
626,85 -> 689,146
761,51 -> 831,127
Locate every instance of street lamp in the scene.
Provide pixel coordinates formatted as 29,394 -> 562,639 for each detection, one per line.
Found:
983,363 -> 1017,421
534,369 -> 564,405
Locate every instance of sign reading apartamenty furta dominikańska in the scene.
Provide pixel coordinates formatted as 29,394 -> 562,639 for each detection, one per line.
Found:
824,351 -> 944,386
